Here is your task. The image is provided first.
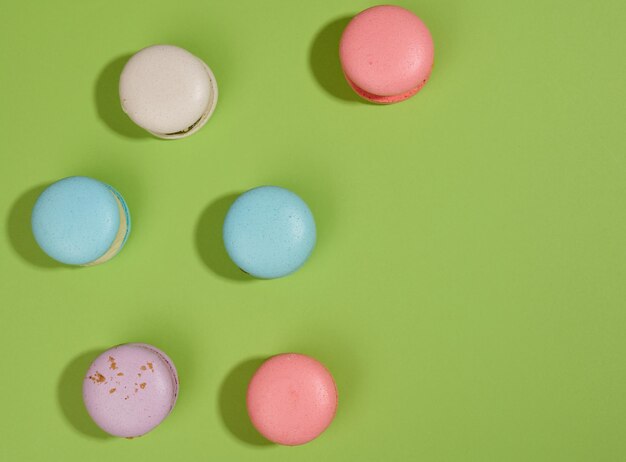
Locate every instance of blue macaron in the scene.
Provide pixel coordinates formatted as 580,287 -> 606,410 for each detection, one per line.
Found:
31,176 -> 131,266
223,186 -> 316,279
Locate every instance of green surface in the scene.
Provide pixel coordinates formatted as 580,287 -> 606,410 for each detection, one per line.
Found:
1,0 -> 625,460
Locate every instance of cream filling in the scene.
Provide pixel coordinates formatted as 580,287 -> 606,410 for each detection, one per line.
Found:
83,194 -> 128,266
164,114 -> 205,136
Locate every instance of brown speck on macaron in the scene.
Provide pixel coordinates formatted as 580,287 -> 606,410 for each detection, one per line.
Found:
88,372 -> 106,384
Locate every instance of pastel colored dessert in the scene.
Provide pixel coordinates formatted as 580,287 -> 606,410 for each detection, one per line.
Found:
119,44 -> 218,139
247,353 -> 338,446
83,343 -> 179,438
339,5 -> 434,104
223,186 -> 316,279
31,176 -> 130,266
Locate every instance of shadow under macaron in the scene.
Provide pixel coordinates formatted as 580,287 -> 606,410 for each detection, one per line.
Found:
58,349 -> 113,440
195,194 -> 255,282
309,16 -> 364,103
94,54 -> 150,140
218,357 -> 273,447
6,184 -> 64,269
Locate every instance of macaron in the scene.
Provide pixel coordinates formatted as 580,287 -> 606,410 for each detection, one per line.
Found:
340,5 -> 434,104
222,186 -> 316,279
83,343 -> 179,438
119,44 -> 218,139
247,354 -> 338,446
31,176 -> 130,266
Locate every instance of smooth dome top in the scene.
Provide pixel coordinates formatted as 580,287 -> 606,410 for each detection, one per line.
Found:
31,176 -> 123,265
119,45 -> 213,135
247,354 -> 338,446
223,186 -> 316,279
340,5 -> 434,96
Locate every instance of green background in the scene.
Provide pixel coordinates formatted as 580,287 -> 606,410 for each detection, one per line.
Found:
1,0 -> 624,460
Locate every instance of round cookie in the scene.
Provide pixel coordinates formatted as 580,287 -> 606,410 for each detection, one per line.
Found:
340,5 -> 434,103
119,44 -> 218,138
82,343 -> 179,438
31,176 -> 130,266
222,186 -> 316,279
247,354 -> 338,445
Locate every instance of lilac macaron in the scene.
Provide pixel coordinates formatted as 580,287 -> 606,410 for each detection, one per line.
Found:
83,343 -> 179,438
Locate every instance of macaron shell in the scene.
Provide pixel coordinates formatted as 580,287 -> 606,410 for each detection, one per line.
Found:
82,343 -> 178,438
150,60 -> 218,139
340,5 -> 434,97
247,354 -> 338,446
120,45 -> 214,135
223,186 -> 316,279
31,176 -> 125,265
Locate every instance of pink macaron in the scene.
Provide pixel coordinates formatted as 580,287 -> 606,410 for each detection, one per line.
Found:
340,5 -> 434,104
247,353 -> 338,446
82,343 -> 179,438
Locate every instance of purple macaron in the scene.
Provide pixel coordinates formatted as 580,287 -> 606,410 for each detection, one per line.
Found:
82,343 -> 179,438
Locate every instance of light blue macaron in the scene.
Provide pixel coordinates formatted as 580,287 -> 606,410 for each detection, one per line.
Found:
31,176 -> 131,266
223,186 -> 316,279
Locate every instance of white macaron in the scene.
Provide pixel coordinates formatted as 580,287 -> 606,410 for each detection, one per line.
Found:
119,45 -> 218,139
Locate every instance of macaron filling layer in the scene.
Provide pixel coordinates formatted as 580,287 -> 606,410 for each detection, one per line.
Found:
164,115 -> 204,136
83,187 -> 131,266
344,73 -> 430,104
